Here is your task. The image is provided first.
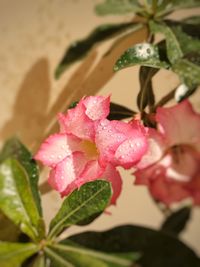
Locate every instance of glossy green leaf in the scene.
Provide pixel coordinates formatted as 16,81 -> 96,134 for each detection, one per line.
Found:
0,159 -> 45,242
161,207 -> 191,236
48,180 -> 111,239
172,59 -> 200,88
108,102 -> 136,120
95,0 -> 141,16
0,212 -> 20,241
150,21 -> 183,64
114,43 -> 169,72
55,22 -> 137,78
137,66 -> 158,111
0,138 -> 42,215
69,225 -> 200,267
0,242 -> 38,267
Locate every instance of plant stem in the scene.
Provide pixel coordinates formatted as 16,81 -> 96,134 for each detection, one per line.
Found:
154,87 -> 176,110
40,181 -> 52,195
152,0 -> 158,14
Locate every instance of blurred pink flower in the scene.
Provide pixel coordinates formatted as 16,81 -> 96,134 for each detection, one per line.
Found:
35,96 -> 147,204
134,100 -> 200,206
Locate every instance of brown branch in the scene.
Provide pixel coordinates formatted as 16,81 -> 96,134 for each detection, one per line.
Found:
154,87 -> 176,111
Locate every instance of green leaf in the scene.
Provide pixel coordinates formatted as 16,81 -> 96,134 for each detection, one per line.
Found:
95,0 -> 141,16
46,243 -> 137,267
0,138 -> 42,215
184,52 -> 200,66
164,18 -> 200,38
0,242 -> 39,267
150,21 -> 183,64
137,66 -> 158,111
44,247 -> 75,267
172,0 -> 200,10
172,59 -> 200,88
183,15 -> 200,25
0,212 -> 20,241
107,102 -> 136,120
31,255 -> 46,267
114,43 -> 169,72
161,207 -> 191,236
171,26 -> 200,55
0,159 -> 45,242
48,180 -> 112,239
69,225 -> 200,267
55,22 -> 137,78
157,0 -> 200,16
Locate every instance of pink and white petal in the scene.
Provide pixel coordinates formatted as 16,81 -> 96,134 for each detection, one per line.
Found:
115,135 -> 148,169
83,95 -> 110,121
58,101 -> 95,141
165,150 -> 198,182
61,160 -> 104,197
101,164 -> 122,205
48,152 -> 87,193
79,160 -> 105,183
95,119 -> 128,164
34,133 -> 80,167
136,128 -> 166,169
156,100 -> 200,146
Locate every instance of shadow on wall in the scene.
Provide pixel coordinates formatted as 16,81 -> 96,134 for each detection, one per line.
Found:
0,58 -> 51,149
0,26 -> 147,156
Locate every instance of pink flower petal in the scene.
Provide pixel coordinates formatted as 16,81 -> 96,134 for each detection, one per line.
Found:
48,152 -> 87,192
58,101 -> 95,141
96,119 -> 148,168
136,128 -> 166,169
95,119 -> 128,164
83,95 -> 110,121
101,164 -> 122,205
61,160 -> 104,196
34,133 -> 80,167
163,147 -> 199,182
134,164 -> 164,186
188,175 -> 200,205
156,100 -> 200,146
115,136 -> 147,169
150,177 -> 190,205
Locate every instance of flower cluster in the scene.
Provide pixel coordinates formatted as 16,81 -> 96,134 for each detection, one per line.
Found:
35,96 -> 200,206
134,100 -> 200,206
35,96 -> 147,204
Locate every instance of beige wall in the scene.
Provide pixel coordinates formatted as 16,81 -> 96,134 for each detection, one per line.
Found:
0,0 -> 200,254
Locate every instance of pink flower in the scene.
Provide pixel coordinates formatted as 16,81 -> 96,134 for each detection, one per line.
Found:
134,100 -> 200,206
35,95 -> 148,204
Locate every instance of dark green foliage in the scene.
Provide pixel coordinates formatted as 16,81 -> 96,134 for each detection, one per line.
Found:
161,207 -> 191,236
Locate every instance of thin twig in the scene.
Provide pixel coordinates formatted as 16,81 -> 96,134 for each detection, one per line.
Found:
154,87 -> 176,111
